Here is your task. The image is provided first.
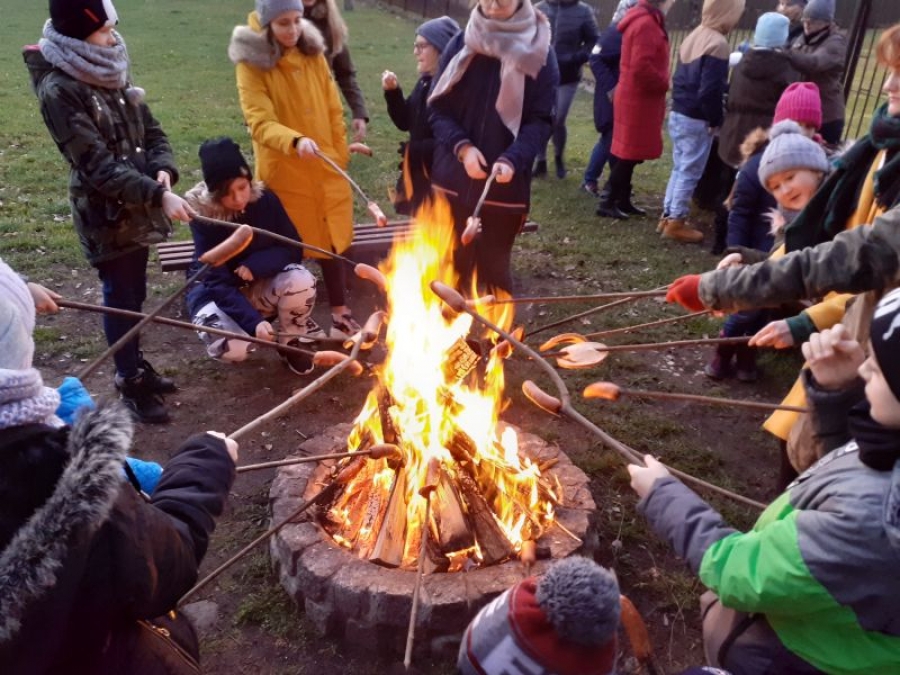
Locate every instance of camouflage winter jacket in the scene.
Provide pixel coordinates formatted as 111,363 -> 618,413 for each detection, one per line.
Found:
23,47 -> 177,265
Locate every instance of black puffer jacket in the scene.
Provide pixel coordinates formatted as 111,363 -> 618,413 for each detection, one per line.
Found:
23,47 -> 178,266
0,404 -> 235,674
384,74 -> 436,215
535,0 -> 598,84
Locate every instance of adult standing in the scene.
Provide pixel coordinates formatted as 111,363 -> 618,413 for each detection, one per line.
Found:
302,0 -> 369,141
533,0 -> 598,179
776,0 -> 807,45
597,0 -> 675,220
229,0 -> 361,339
786,0 -> 847,145
429,0 -> 559,295
24,0 -> 192,424
381,16 -> 460,216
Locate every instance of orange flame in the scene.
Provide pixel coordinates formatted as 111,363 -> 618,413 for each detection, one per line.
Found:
331,197 -> 557,568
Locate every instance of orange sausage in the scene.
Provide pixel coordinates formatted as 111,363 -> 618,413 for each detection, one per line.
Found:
199,224 -> 253,266
522,380 -> 562,415
583,381 -> 622,401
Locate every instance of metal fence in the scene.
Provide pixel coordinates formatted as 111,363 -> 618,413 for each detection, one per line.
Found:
380,0 -> 900,139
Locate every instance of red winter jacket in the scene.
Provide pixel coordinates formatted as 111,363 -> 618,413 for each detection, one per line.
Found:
611,0 -> 670,161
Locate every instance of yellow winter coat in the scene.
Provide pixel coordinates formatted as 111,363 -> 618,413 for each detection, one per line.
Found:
230,13 -> 352,258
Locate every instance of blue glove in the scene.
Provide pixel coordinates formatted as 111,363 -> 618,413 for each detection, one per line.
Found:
56,376 -> 96,425
125,457 -> 164,494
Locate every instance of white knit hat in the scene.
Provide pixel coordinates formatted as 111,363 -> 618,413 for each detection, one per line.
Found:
0,258 -> 36,370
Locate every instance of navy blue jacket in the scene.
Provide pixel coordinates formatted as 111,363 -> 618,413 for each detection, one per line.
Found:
589,23 -> 622,134
429,32 -> 559,213
535,0 -> 598,85
671,53 -> 729,127
186,189 -> 304,335
727,150 -> 776,252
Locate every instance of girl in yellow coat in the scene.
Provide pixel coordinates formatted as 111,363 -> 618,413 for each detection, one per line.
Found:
229,0 -> 360,338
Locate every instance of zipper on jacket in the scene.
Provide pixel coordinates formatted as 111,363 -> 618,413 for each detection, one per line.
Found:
138,619 -> 200,672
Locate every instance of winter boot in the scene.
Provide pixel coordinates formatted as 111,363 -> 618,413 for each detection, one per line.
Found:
734,344 -> 759,382
533,159 -> 548,178
596,196 -> 629,220
656,216 -> 669,233
116,371 -> 171,424
618,196 -> 646,216
554,155 -> 566,179
661,217 -> 704,243
278,337 -> 316,376
598,181 -> 611,202
137,352 -> 176,394
703,332 -> 737,380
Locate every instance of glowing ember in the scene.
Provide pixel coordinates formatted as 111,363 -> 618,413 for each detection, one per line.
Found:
324,198 -> 559,570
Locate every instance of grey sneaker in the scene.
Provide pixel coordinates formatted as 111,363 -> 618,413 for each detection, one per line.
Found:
330,313 -> 361,340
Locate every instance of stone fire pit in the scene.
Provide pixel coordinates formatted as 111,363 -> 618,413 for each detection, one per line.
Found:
269,423 -> 598,659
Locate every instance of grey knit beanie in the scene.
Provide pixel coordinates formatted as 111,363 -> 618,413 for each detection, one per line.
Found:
758,120 -> 830,188
802,0 -> 834,23
416,16 -> 459,54
255,0 -> 303,27
0,259 -> 36,370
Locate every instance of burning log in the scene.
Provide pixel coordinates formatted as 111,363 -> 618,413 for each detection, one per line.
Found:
432,471 -> 475,553
378,386 -> 399,444
369,468 -> 408,567
457,472 -> 515,566
356,469 -> 400,559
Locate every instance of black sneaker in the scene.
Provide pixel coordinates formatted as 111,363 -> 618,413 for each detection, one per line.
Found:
278,338 -> 315,375
532,159 -> 548,178
115,373 -> 171,424
618,199 -> 646,216
138,353 -> 177,394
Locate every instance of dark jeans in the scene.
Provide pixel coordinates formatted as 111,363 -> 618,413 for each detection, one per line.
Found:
318,258 -> 347,308
450,199 -> 524,295
584,131 -> 614,185
722,308 -> 768,338
95,247 -> 149,379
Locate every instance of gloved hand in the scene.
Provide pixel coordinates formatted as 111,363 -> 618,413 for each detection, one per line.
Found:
666,275 -> 705,312
56,376 -> 95,425
125,457 -> 164,494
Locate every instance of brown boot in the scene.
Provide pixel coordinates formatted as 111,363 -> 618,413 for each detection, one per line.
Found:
656,216 -> 669,233
661,217 -> 704,243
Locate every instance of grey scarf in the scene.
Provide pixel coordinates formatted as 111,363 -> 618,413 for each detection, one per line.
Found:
429,1 -> 551,137
0,368 -> 61,430
39,19 -> 129,90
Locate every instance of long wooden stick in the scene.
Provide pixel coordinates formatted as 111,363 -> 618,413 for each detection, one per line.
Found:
542,335 -> 750,357
491,289 -> 668,305
430,282 -> 766,511
314,148 -> 371,203
57,299 -> 317,358
587,383 -> 808,413
585,310 -> 712,339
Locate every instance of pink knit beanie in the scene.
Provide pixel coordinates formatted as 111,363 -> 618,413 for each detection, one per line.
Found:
773,82 -> 823,130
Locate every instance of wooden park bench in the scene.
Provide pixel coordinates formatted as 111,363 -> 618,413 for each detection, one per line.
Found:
156,218 -> 539,272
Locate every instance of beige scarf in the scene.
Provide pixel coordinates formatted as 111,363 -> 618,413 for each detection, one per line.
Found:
429,0 -> 551,137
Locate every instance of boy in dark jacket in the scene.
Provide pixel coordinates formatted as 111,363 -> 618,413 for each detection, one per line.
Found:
185,138 -> 321,376
660,0 -> 745,243
0,262 -> 237,674
23,0 -> 194,424
381,16 -> 459,216
628,292 -> 900,674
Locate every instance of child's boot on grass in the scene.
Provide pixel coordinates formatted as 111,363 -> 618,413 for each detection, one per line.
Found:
735,344 -> 760,382
116,371 -> 170,424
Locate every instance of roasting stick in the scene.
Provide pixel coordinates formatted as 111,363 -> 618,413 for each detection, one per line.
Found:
541,335 -> 752,359
461,170 -> 497,245
584,381 -> 809,414
585,309 -> 712,339
236,444 -> 400,473
527,294 -> 650,338
313,149 -> 388,227
77,225 -> 254,382
490,289 -> 668,305
429,281 -> 766,511
56,299 -> 318,358
403,458 -> 441,670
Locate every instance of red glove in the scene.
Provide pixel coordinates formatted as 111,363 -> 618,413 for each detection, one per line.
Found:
666,274 -> 705,312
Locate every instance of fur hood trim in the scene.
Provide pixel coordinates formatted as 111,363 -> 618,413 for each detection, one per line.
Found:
228,14 -> 326,70
185,180 -> 266,220
0,403 -> 132,640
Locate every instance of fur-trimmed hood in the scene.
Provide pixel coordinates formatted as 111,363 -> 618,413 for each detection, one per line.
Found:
184,179 -> 266,221
739,126 -> 770,165
228,12 -> 326,71
0,403 -> 132,641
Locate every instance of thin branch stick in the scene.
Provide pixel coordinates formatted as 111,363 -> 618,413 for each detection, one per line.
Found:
491,289 -> 668,305
472,171 -> 497,220
603,386 -> 809,414
585,310 -> 712,339
57,299 -> 316,358
543,336 -> 751,357
76,263 -> 210,382
403,493 -> 432,670
314,148 -> 371,203
236,449 -> 373,473
429,282 -> 766,511
526,296 -> 639,338
192,214 -> 357,267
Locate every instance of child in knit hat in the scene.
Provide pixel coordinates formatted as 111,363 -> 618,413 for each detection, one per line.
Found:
24,0 -> 194,425
184,137 -> 321,375
0,257 -> 238,672
457,556 -> 621,675
706,86 -> 823,380
381,16 -> 460,215
628,288 -> 900,674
